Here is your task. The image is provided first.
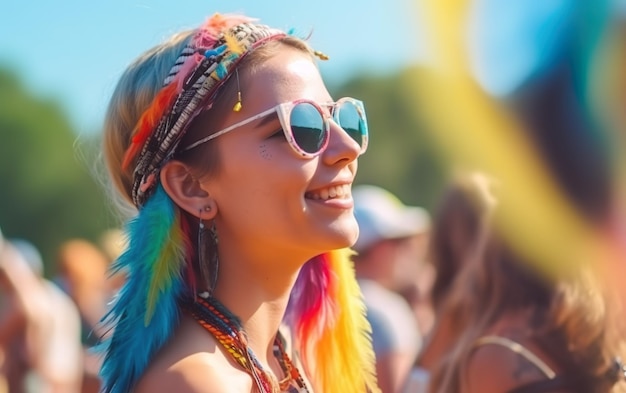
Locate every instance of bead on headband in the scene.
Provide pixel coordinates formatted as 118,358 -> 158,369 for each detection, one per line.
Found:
122,14 -> 286,207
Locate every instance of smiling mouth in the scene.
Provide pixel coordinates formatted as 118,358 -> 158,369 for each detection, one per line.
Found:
305,184 -> 351,201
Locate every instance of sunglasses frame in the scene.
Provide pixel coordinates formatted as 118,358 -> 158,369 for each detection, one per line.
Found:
181,97 -> 368,158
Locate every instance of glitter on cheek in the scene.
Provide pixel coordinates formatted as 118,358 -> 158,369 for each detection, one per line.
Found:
259,143 -> 273,160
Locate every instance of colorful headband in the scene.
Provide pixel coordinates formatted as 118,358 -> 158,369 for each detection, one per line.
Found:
122,14 -> 286,207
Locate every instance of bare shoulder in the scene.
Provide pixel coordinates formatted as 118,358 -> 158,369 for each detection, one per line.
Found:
135,352 -> 251,393
464,340 -> 551,393
135,316 -> 253,393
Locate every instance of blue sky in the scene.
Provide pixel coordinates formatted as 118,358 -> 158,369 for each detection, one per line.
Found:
1,0 -> 429,134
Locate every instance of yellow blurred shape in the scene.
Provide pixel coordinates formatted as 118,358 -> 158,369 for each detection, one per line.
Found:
410,0 -> 613,279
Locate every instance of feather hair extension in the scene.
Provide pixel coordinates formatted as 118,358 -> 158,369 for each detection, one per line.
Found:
286,254 -> 338,351
99,183 -> 186,393
223,31 -> 244,55
145,214 -> 186,324
286,249 -> 380,393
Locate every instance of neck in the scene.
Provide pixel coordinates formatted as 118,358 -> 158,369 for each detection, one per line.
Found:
209,247 -> 307,366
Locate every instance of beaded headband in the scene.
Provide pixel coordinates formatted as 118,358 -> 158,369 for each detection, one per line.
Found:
122,14 -> 286,207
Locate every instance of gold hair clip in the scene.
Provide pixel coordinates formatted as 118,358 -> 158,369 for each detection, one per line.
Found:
233,69 -> 242,112
233,91 -> 242,112
314,50 -> 329,61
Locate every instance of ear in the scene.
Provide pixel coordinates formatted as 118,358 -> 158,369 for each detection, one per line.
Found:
160,160 -> 217,220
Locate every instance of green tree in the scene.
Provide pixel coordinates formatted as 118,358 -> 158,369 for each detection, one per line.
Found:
0,67 -> 115,276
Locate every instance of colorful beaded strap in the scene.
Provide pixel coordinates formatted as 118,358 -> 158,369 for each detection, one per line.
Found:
189,293 -> 310,393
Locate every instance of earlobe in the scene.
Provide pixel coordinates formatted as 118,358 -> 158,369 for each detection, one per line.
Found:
159,160 -> 217,219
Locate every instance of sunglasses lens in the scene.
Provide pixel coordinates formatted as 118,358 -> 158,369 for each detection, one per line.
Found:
336,101 -> 366,148
290,102 -> 327,154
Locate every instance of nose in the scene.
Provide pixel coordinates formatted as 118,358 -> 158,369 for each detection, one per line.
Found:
321,119 -> 361,166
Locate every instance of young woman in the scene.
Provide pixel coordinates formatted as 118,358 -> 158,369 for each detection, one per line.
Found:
428,223 -> 626,393
413,172 -> 496,387
99,13 -> 379,393
424,175 -> 626,393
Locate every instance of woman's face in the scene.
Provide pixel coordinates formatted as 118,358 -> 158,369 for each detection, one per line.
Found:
202,47 -> 361,260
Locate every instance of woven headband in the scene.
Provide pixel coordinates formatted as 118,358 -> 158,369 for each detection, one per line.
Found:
122,15 -> 286,207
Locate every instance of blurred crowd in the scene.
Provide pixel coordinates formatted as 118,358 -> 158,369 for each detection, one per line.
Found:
0,229 -> 126,393
2,172 -> 624,392
2,1 -> 626,393
353,171 -> 625,393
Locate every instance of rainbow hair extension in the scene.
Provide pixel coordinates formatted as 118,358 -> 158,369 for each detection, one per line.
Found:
285,249 -> 380,393
99,183 -> 188,393
122,82 -> 179,170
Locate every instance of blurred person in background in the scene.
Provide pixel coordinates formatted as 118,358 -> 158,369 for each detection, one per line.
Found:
55,238 -> 121,393
428,172 -> 495,313
55,238 -> 112,347
98,228 -> 128,294
428,194 -> 626,393
352,184 -> 430,393
396,225 -> 435,340
0,230 -> 82,393
412,171 -> 496,387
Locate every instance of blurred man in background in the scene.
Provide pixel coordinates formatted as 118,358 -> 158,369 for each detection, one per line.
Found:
352,185 -> 431,393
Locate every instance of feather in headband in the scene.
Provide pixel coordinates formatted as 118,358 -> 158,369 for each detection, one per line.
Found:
98,184 -> 187,393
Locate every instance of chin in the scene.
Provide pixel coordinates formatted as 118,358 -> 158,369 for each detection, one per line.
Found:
321,221 -> 359,250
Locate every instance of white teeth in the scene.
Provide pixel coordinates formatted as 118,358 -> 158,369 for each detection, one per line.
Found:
307,184 -> 350,200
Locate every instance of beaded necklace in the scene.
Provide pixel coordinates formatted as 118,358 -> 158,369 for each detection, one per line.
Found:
188,292 -> 310,393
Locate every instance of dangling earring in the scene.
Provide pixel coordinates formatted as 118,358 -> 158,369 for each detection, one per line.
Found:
198,208 -> 219,296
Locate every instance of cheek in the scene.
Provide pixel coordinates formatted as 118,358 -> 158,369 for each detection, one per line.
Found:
217,139 -> 314,204
258,143 -> 273,160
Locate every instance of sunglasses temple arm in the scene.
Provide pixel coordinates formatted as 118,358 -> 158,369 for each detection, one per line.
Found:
181,107 -> 278,152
